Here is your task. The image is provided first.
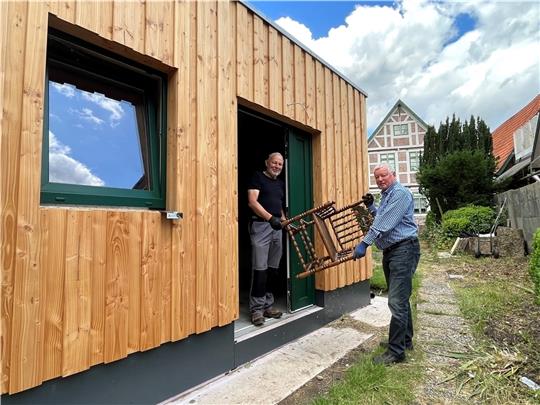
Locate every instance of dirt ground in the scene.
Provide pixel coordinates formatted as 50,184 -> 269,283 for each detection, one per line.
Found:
279,251 -> 540,404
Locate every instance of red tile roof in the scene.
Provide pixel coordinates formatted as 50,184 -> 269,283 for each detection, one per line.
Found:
492,94 -> 540,170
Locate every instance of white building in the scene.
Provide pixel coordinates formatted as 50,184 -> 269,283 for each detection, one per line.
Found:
367,99 -> 429,215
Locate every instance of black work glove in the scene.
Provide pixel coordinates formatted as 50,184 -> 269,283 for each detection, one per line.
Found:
268,215 -> 283,230
362,193 -> 374,208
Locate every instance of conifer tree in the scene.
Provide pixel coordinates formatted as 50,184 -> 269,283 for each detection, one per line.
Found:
418,114 -> 496,220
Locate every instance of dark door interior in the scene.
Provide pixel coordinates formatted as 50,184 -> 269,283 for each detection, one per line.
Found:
237,109 -> 288,310
237,107 -> 315,314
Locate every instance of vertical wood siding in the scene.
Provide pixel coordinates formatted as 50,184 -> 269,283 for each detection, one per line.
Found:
0,0 -> 369,394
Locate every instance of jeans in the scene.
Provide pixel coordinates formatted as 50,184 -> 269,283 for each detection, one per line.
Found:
382,238 -> 420,357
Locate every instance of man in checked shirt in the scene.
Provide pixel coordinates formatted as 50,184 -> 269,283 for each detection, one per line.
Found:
353,163 -> 421,365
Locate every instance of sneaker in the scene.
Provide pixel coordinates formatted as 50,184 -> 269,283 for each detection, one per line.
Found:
251,313 -> 265,326
379,341 -> 414,351
373,351 -> 405,365
263,308 -> 283,319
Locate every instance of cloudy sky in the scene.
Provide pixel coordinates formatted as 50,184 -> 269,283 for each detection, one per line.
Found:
49,81 -> 144,188
249,0 -> 540,135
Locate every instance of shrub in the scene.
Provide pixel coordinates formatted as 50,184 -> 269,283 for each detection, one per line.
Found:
530,228 -> 540,305
442,205 -> 496,238
420,211 -> 451,249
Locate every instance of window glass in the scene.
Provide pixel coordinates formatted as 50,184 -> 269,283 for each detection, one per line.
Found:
409,151 -> 420,171
413,193 -> 429,213
380,153 -> 396,171
393,124 -> 409,135
48,81 -> 147,189
401,124 -> 408,135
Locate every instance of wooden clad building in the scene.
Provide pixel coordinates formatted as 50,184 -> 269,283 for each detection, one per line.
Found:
1,1 -> 371,402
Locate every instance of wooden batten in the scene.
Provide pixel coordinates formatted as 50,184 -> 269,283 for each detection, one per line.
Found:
0,0 -> 369,394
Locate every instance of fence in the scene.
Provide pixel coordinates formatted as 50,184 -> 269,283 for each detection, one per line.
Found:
496,181 -> 540,252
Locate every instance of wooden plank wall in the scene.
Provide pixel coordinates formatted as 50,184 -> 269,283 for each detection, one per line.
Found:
0,0 -> 369,395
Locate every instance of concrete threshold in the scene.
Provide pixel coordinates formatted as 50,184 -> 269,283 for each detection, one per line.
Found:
162,297 -> 390,405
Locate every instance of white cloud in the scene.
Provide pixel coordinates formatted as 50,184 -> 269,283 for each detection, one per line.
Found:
74,107 -> 105,126
82,92 -> 124,127
48,131 -> 105,187
51,82 -> 76,98
274,0 -> 540,133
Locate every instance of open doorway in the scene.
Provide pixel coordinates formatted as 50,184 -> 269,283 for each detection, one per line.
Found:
237,107 -> 315,334
237,108 -> 288,332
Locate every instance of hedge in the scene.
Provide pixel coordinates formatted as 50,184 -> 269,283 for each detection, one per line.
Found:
441,205 -> 496,238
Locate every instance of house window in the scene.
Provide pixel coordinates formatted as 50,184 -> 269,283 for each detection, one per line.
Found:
409,151 -> 421,171
42,30 -> 167,208
413,193 -> 429,214
393,124 -> 408,136
379,153 -> 396,171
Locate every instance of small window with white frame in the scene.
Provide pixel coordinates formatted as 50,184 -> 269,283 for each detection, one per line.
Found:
409,151 -> 421,171
413,193 -> 429,214
393,124 -> 408,136
379,153 -> 396,172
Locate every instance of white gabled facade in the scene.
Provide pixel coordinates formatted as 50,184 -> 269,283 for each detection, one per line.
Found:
367,100 -> 429,215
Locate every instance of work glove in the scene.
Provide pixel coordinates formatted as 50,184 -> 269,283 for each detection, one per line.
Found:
361,193 -> 374,208
268,215 -> 283,230
352,241 -> 368,260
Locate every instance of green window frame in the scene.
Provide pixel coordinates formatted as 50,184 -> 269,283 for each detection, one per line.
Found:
41,29 -> 167,209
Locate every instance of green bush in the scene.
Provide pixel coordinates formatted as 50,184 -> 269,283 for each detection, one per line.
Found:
420,211 -> 452,249
530,228 -> 540,305
441,205 -> 496,238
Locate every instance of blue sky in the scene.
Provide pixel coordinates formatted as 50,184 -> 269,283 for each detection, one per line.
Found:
48,81 -> 144,188
250,1 -> 477,42
247,0 -> 539,135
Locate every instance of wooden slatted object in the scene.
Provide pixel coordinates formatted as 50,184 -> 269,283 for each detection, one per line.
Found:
283,200 -> 373,279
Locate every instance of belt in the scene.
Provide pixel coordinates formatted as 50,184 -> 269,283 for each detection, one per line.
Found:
251,216 -> 266,222
383,237 -> 418,253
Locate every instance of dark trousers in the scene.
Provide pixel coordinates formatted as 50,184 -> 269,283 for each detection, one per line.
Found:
382,238 -> 420,357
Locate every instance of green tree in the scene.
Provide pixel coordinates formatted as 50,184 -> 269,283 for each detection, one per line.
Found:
418,115 -> 496,220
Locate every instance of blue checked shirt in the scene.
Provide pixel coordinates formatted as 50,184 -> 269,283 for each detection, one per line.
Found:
362,181 -> 418,250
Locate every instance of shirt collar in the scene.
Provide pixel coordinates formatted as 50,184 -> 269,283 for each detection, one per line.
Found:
381,181 -> 398,196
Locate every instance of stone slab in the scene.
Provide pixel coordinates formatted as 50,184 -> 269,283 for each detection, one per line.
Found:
349,296 -> 390,328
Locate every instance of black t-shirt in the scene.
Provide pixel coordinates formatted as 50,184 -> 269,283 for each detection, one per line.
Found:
248,171 -> 285,218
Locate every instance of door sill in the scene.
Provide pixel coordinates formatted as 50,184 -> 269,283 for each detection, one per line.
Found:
234,305 -> 322,343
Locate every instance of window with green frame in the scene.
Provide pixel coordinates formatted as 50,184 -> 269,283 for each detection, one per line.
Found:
41,29 -> 167,208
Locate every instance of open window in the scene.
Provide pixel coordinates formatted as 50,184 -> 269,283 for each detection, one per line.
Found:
41,29 -> 167,208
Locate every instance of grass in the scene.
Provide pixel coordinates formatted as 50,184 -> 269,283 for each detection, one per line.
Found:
312,349 -> 423,405
313,247 -> 424,405
453,280 -> 511,335
450,256 -> 540,404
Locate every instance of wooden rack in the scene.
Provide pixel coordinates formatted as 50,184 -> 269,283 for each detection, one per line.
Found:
282,200 -> 373,279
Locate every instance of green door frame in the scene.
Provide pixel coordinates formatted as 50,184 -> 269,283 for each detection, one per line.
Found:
286,128 -> 315,311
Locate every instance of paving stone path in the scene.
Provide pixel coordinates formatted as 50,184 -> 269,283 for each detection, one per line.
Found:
414,255 -> 477,404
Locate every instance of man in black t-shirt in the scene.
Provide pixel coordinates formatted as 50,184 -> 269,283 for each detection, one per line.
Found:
247,152 -> 286,326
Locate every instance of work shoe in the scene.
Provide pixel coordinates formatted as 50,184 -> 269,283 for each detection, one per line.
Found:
379,341 -> 414,351
263,308 -> 283,319
251,313 -> 265,326
373,351 -> 405,365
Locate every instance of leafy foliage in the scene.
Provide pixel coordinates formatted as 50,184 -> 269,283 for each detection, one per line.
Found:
441,205 -> 496,237
420,211 -> 452,249
530,228 -> 540,305
418,115 -> 496,221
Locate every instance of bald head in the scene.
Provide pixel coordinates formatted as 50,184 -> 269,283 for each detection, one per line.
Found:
265,152 -> 284,178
